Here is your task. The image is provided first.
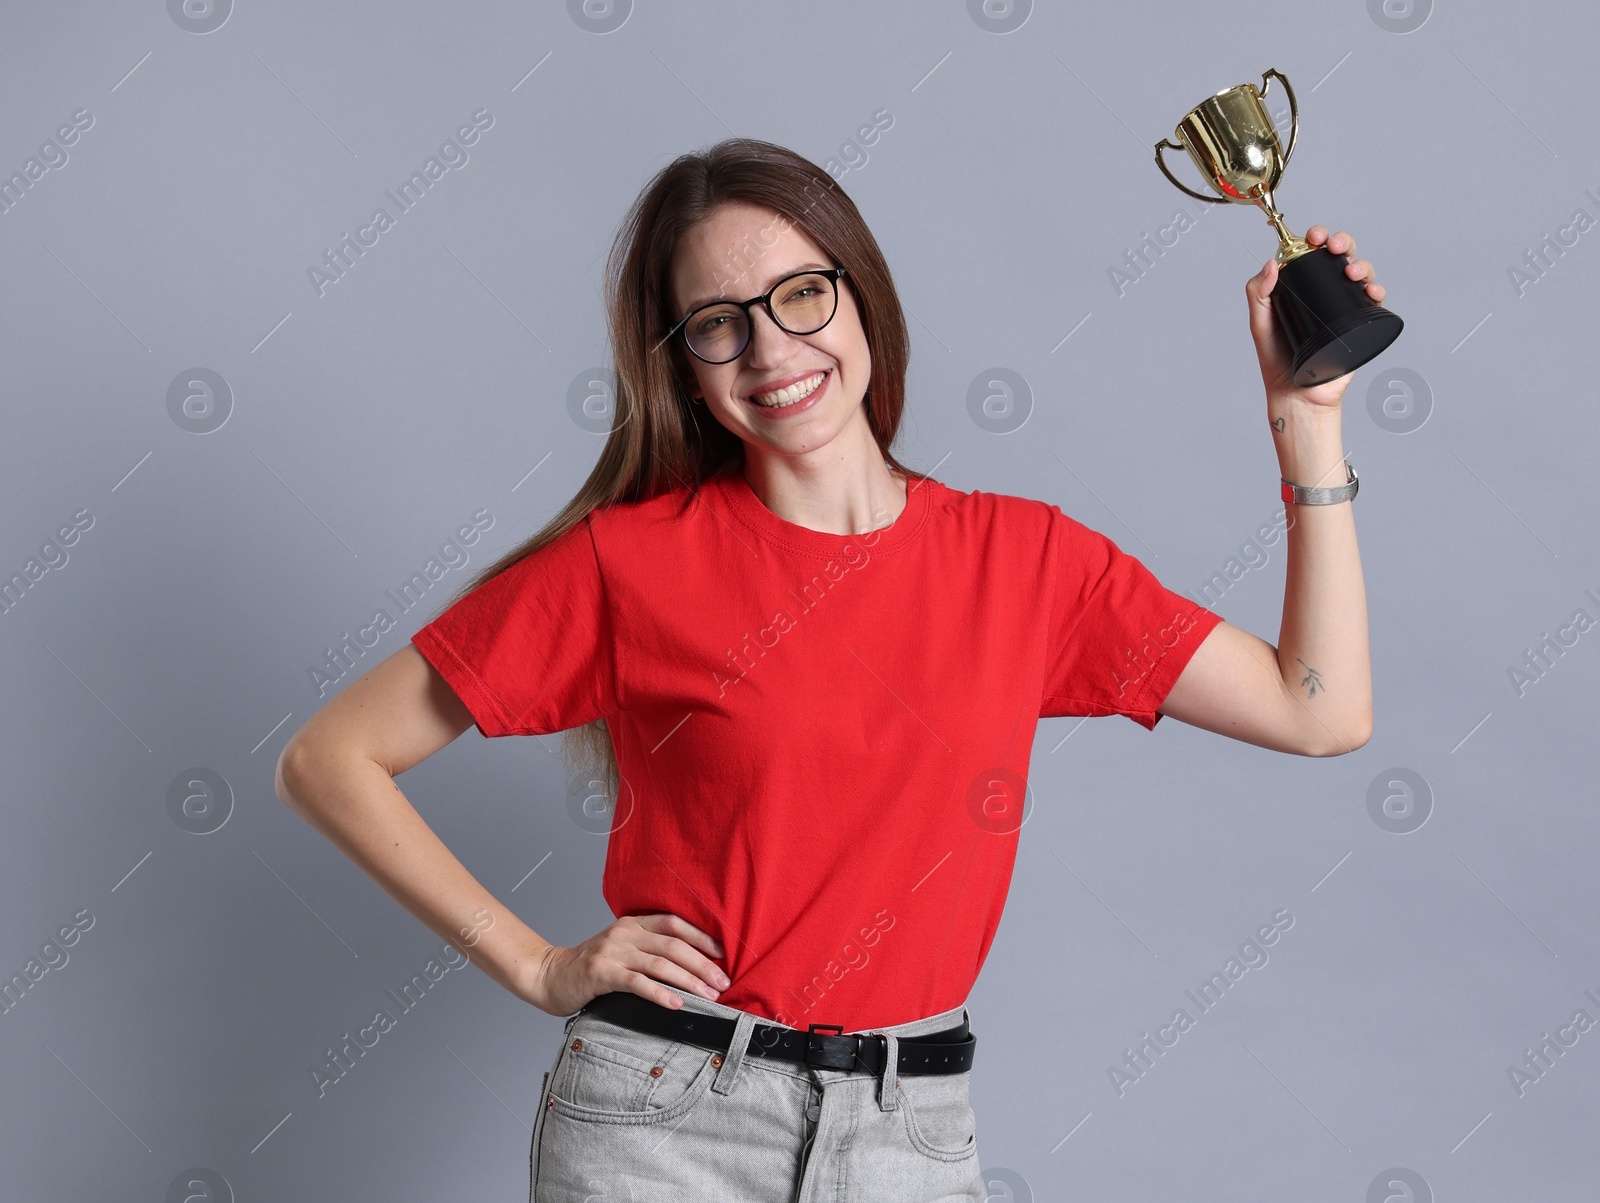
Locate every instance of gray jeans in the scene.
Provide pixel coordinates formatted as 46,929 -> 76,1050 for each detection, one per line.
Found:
529,983 -> 985,1202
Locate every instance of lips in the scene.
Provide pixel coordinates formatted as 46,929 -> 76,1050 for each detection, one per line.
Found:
747,369 -> 829,408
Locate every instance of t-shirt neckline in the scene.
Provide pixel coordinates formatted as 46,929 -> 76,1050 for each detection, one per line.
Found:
717,463 -> 935,557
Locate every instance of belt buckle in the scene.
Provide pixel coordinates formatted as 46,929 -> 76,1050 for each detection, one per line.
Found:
804,1022 -> 858,1071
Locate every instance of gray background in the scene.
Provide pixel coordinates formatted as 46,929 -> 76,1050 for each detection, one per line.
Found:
2,1 -> 1595,1200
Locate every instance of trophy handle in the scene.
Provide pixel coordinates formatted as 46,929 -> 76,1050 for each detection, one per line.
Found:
1154,138 -> 1228,205
1259,68 -> 1299,172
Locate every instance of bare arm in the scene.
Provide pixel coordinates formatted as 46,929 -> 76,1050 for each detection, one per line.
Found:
1159,225 -> 1376,756
274,642 -> 728,1015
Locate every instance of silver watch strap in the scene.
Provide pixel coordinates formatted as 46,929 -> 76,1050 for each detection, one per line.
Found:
1281,460 -> 1357,506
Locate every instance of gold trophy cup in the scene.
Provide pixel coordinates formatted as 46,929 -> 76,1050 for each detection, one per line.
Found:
1155,69 -> 1403,386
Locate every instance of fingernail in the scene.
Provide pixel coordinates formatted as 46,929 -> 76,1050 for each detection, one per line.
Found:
717,973 -> 731,988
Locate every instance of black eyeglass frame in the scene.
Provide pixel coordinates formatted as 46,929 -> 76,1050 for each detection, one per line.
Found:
662,267 -> 850,365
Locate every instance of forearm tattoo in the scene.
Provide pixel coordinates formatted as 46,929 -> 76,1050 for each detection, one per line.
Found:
1296,657 -> 1324,698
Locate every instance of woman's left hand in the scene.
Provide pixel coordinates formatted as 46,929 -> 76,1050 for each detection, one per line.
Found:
1246,225 -> 1386,411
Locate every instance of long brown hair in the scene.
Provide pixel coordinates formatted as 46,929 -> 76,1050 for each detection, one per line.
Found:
432,136 -> 922,795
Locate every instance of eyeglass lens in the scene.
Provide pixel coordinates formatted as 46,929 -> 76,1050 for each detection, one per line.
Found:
685,272 -> 839,363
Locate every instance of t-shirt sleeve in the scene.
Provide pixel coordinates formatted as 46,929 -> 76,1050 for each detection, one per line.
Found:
410,514 -> 619,737
1040,507 -> 1225,730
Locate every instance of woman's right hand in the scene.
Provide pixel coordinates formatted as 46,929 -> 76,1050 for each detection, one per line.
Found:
523,913 -> 731,1017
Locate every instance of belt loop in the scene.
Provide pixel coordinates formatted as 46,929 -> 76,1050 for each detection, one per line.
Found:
876,1031 -> 900,1111
712,1009 -> 757,1096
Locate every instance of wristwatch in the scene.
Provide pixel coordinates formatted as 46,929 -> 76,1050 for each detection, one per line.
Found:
1281,459 -> 1358,506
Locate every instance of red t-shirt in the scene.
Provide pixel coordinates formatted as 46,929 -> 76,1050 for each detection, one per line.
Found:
410,464 -> 1223,1033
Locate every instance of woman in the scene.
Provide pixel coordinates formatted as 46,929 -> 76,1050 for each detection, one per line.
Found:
275,137 -> 1378,1201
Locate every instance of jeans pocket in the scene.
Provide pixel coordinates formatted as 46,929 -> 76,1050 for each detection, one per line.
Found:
531,1011 -> 582,1203
548,1013 -> 719,1126
900,1071 -> 979,1162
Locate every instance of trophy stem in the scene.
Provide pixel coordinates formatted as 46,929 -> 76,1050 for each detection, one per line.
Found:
1254,188 -> 1312,264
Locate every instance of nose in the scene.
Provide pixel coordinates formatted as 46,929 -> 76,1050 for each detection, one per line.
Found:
741,303 -> 800,367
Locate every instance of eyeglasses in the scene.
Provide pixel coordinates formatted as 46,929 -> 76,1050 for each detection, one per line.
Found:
663,267 -> 848,365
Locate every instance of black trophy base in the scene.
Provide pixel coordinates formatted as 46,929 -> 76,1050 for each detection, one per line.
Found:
1271,246 -> 1404,388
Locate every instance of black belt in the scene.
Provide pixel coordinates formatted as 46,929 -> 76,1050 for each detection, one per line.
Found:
582,991 -> 976,1076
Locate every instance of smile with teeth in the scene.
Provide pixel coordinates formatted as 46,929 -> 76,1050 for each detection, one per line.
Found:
750,370 -> 828,408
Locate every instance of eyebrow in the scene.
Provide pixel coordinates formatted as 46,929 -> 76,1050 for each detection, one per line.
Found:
679,260 -> 832,318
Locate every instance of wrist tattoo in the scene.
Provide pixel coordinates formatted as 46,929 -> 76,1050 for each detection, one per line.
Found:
1271,416 -> 1286,432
